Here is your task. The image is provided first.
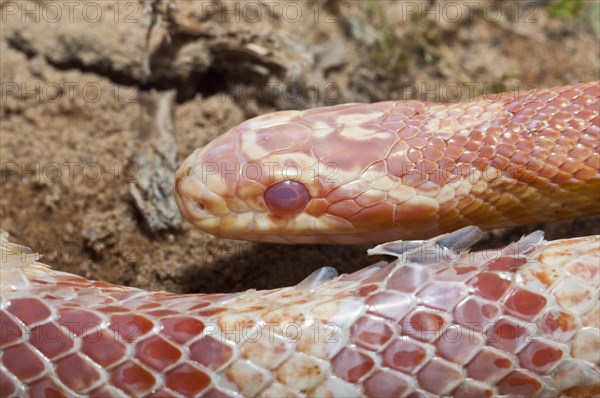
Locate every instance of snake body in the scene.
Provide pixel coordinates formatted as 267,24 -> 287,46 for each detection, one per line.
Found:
1,82 -> 599,397
175,81 -> 599,243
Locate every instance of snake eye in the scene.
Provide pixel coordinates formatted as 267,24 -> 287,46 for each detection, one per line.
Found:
264,180 -> 311,216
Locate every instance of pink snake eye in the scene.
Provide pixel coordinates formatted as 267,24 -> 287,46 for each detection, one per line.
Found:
264,180 -> 311,216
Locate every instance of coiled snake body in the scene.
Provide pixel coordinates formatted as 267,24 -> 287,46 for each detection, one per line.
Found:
1,82 -> 599,397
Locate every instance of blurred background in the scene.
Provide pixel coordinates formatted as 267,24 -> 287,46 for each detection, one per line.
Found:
1,0 -> 599,294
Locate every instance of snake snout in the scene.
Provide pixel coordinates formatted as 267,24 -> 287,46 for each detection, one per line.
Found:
173,174 -> 212,222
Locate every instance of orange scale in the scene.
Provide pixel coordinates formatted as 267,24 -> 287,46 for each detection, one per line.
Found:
516,140 -> 536,156
519,103 -> 543,117
353,283 -> 380,297
354,190 -> 386,208
247,122 -> 311,153
478,146 -> 495,160
455,199 -> 483,218
161,317 -> 205,345
396,126 -> 420,139
512,114 -> 533,128
574,108 -> 596,122
496,117 -> 513,127
417,358 -> 464,396
96,305 -> 129,314
110,291 -> 147,302
406,137 -> 428,150
466,347 -> 514,384
553,279 -> 596,316
510,150 -> 533,165
547,97 -> 569,109
437,155 -> 460,175
583,152 -> 599,169
135,335 -> 183,371
436,266 -> 480,282
363,263 -> 400,284
388,264 -> 431,293
568,145 -> 594,161
382,338 -> 430,374
108,313 -> 155,343
189,335 -> 235,371
448,134 -> 469,147
327,200 -> 363,219
305,198 -> 328,217
487,256 -> 527,272
464,141 -> 481,153
518,340 -> 564,374
384,152 -> 414,177
551,170 -> 573,185
406,116 -> 427,128
0,370 -> 17,397
535,91 -> 559,103
136,302 -> 162,310
110,360 -> 157,396
28,376 -> 71,398
0,310 -> 23,347
557,110 -> 578,122
469,271 -> 512,300
366,291 -> 414,322
444,144 -> 464,159
469,130 -> 485,142
568,117 -> 586,130
422,146 -> 444,163
435,324 -> 483,365
484,316 -> 534,353
407,147 -> 424,163
401,169 -> 428,188
503,288 -> 548,321
146,309 -> 179,318
400,310 -> 447,343
194,307 -> 227,317
429,137 -> 446,149
7,297 -> 53,327
451,381 -> 494,398
429,168 -> 455,187
331,347 -> 375,383
497,370 -> 542,397
363,369 -> 412,398
348,201 -> 395,230
2,343 -> 46,382
416,158 -> 437,174
504,99 -> 525,113
165,363 -> 211,397
382,119 -> 408,131
417,281 -> 467,312
459,151 -> 478,164
56,308 -> 104,336
29,322 -> 74,360
496,143 -> 516,158
350,315 -> 394,351
55,353 -> 103,394
81,330 -> 128,368
454,296 -> 501,333
561,158 -> 585,174
572,95 -> 595,108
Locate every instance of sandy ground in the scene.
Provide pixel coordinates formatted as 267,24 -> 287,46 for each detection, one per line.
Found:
1,0 -> 599,294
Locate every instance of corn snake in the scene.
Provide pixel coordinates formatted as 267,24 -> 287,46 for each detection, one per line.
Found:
1,82 -> 599,397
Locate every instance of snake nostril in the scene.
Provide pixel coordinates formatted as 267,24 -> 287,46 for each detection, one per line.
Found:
264,180 -> 311,216
193,200 -> 205,211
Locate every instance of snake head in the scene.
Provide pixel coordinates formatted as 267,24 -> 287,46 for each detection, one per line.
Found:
174,103 -> 418,243
174,100 -> 482,243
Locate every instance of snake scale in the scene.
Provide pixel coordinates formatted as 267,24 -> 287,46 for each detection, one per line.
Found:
1,82 -> 599,397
